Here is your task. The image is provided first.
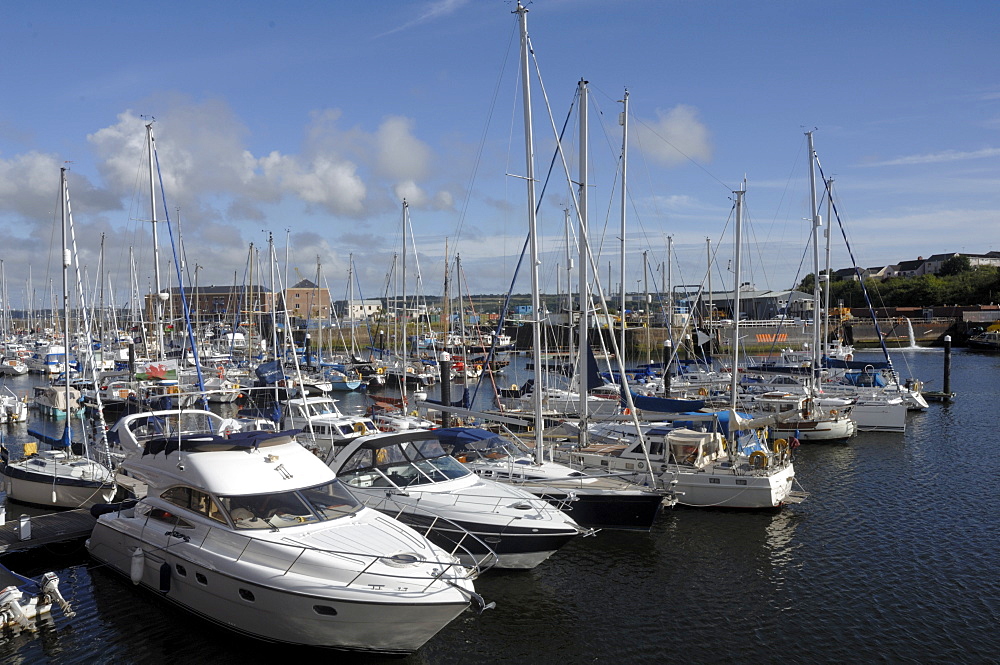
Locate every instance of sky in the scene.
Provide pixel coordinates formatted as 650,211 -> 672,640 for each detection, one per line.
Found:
1,0 -> 998,312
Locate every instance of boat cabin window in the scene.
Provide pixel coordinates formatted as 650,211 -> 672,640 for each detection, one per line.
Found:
161,486 -> 227,524
338,438 -> 470,490
218,481 -> 361,529
146,506 -> 194,529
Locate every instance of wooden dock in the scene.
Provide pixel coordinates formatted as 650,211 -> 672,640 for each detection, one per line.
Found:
0,509 -> 96,555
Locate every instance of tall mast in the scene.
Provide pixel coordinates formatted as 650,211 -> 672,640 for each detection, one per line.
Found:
146,123 -> 165,361
516,1 -> 544,460
577,77 -> 590,425
618,89 -> 628,365
729,187 -> 745,410
806,130 -> 822,390
60,168 -> 72,448
400,200 -> 409,402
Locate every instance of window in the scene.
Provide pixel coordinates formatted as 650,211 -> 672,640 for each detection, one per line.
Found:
146,507 -> 193,528
161,486 -> 227,524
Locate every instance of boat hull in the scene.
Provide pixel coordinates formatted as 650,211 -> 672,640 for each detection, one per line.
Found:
87,521 -> 470,653
1,463 -> 116,509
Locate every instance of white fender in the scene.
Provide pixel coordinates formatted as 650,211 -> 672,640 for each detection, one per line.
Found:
130,547 -> 144,585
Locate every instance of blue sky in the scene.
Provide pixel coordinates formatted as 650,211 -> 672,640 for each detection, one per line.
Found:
1,0 -> 998,311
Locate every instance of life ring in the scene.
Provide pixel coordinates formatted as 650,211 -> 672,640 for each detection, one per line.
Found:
511,383 -> 518,390
773,438 -> 789,461
749,450 -> 768,469
830,409 -> 838,416
475,364 -> 483,372
376,367 -> 385,374
698,387 -> 708,397
352,422 -> 366,435
844,353 -> 853,361
217,365 -> 225,379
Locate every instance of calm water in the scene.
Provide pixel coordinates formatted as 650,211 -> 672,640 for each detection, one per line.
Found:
0,349 -> 996,664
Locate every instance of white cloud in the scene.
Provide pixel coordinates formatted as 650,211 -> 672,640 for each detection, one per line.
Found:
376,116 -> 432,181
260,151 -> 366,216
631,105 -> 713,167
859,147 -> 1000,167
374,0 -> 468,39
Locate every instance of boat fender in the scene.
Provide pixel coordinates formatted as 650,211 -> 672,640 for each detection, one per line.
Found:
159,562 -> 171,593
130,548 -> 144,585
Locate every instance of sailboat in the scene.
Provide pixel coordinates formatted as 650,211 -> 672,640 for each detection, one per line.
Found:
556,187 -> 804,509
0,168 -> 117,509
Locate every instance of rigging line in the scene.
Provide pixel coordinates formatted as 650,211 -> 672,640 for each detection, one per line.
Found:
814,158 -> 895,372
152,144 -> 208,406
630,114 -> 733,191
452,18 -> 518,242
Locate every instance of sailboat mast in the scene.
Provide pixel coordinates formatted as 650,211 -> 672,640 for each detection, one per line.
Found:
577,77 -> 590,426
729,187 -> 745,410
806,131 -> 822,388
146,123 -> 165,361
60,168 -> 72,446
516,1 -> 544,459
618,89 -> 628,363
823,177 -> 834,357
400,200 -> 409,403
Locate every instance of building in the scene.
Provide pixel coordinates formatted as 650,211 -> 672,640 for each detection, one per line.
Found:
281,279 -> 332,321
144,280 -> 332,326
145,285 -> 275,325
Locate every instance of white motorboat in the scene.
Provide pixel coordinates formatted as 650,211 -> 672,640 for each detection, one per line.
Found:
281,395 -> 378,453
326,429 -> 588,570
0,562 -> 76,633
434,427 -> 670,530
0,356 -> 28,376
90,408 -> 486,654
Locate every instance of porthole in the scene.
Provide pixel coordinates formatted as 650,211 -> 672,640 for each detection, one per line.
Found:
709,478 -> 720,484
736,479 -> 747,486
314,605 -> 338,616
239,589 -> 255,602
175,564 -> 187,576
196,572 -> 208,585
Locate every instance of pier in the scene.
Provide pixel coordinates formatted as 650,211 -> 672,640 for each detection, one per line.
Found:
0,508 -> 96,555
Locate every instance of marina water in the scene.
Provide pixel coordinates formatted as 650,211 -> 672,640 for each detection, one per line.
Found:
0,349 -> 995,664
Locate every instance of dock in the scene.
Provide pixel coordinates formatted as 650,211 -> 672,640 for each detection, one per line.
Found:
0,509 -> 96,555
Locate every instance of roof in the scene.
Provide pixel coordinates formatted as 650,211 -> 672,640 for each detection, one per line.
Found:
289,279 -> 320,290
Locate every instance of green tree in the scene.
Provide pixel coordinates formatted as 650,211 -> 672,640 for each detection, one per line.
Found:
938,255 -> 972,277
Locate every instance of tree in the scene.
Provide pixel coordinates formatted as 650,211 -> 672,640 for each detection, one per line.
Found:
938,255 -> 972,277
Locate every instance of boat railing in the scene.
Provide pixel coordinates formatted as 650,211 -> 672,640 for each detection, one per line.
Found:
371,483 -> 556,518
378,503 -> 500,578
177,520 -> 484,589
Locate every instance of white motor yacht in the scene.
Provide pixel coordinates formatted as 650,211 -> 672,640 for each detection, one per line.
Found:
326,429 -> 589,570
89,409 -> 486,654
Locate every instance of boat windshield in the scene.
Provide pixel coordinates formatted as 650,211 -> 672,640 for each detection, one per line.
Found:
338,438 -> 471,490
305,401 -> 338,416
445,435 -> 528,462
218,480 -> 362,529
